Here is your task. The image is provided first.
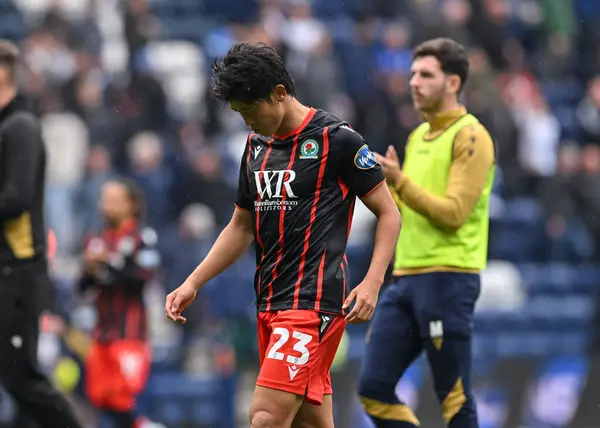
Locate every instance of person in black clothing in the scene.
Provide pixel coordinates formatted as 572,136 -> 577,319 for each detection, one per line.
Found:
0,41 -> 83,428
165,43 -> 401,428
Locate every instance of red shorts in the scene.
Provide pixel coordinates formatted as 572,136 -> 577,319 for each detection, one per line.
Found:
85,340 -> 151,411
256,310 -> 346,405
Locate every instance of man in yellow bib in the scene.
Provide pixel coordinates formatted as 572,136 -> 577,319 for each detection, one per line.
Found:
357,38 -> 495,428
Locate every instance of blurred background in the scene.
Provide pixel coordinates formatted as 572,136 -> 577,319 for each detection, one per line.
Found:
0,0 -> 600,426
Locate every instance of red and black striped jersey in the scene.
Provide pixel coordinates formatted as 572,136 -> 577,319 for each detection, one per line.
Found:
79,219 -> 160,342
235,108 -> 385,315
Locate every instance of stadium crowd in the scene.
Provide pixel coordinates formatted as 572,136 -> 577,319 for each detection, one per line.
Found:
1,0 -> 600,426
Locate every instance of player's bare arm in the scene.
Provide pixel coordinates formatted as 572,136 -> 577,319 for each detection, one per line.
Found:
165,207 -> 254,323
343,183 -> 401,323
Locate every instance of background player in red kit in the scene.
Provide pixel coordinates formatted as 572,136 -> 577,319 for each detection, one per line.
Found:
165,43 -> 401,428
80,179 -> 160,428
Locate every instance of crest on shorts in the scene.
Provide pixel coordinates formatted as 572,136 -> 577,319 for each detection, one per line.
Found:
300,139 -> 319,159
429,320 -> 444,351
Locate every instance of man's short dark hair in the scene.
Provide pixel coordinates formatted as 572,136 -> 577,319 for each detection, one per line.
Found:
211,42 -> 296,103
413,38 -> 469,91
0,40 -> 19,81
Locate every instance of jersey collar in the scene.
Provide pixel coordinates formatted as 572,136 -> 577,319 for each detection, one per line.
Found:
273,107 -> 317,141
423,106 -> 468,133
104,217 -> 137,242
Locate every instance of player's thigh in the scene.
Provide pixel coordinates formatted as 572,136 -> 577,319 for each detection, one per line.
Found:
250,385 -> 304,428
85,342 -> 120,406
291,394 -> 334,428
358,281 -> 422,398
412,272 -> 480,340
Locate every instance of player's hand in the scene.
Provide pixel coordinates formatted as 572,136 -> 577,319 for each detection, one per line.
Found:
85,251 -> 107,264
342,279 -> 380,324
83,259 -> 98,274
374,145 -> 403,187
165,282 -> 198,324
83,254 -> 104,274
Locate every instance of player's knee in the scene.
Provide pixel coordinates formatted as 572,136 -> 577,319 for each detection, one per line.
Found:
2,373 -> 42,396
357,371 -> 397,403
250,410 -> 281,428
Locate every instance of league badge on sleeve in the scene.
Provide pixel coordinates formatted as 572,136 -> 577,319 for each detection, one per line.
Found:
300,139 -> 319,159
354,144 -> 378,170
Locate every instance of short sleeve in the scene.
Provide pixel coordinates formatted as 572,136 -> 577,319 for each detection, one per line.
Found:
334,125 -> 385,198
235,142 -> 253,211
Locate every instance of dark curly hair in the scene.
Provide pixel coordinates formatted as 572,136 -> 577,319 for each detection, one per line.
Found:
211,42 -> 296,103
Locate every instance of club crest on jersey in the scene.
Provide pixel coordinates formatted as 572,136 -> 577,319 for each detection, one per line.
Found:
299,139 -> 319,159
354,144 -> 377,170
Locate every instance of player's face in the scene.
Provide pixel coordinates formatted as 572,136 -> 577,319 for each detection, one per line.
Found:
230,88 -> 286,136
0,66 -> 12,93
99,182 -> 133,226
409,56 -> 449,113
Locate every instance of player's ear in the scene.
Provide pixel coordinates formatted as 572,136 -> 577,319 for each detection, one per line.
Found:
446,74 -> 461,95
272,84 -> 287,103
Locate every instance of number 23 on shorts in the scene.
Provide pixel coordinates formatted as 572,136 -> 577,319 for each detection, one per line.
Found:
267,327 -> 313,366
260,324 -> 316,387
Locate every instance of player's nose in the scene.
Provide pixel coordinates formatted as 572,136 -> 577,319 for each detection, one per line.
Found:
409,73 -> 421,88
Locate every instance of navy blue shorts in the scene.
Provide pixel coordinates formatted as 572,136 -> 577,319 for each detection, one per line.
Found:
394,271 -> 481,338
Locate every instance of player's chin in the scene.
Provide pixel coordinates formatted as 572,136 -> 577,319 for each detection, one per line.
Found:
412,100 -> 427,111
103,215 -> 119,226
252,126 -> 274,136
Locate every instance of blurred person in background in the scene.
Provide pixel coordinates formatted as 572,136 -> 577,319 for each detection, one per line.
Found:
181,149 -> 237,228
576,74 -> 600,145
76,145 -> 117,240
512,91 -> 561,195
463,47 -> 518,193
0,40 -> 83,428
360,38 -> 495,428
40,109 -> 90,256
413,0 -> 472,47
570,144 -> 600,259
542,142 -> 581,240
541,142 -> 595,262
78,179 -> 162,428
159,203 -> 217,339
126,131 -> 176,233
